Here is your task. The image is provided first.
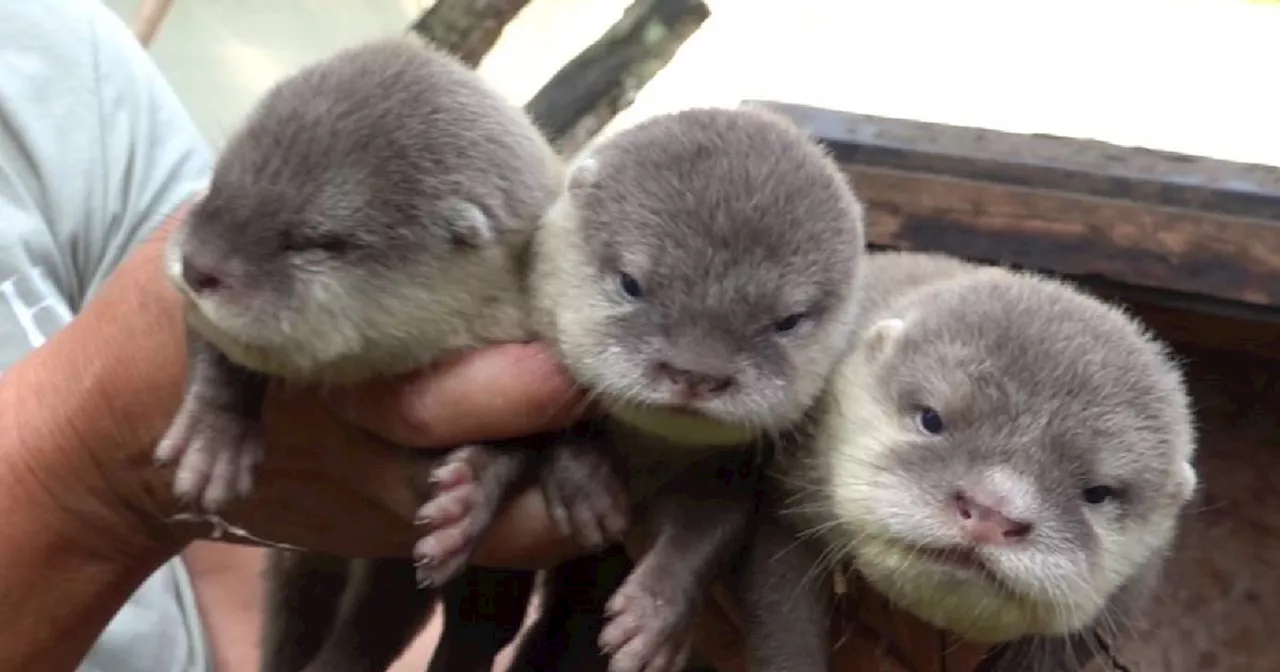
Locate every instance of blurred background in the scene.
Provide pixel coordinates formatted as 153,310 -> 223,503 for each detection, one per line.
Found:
105,0 -> 1280,165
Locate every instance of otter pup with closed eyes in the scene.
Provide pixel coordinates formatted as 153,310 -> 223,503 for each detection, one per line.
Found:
150,35 -> 563,672
735,251 -> 1199,671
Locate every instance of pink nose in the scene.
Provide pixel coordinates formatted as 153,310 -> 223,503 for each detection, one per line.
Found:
954,491 -> 1033,544
181,255 -> 224,293
654,361 -> 735,399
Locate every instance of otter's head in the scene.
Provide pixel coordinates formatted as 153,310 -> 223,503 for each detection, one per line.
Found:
533,107 -> 865,445
167,40 -> 555,381
822,268 -> 1198,642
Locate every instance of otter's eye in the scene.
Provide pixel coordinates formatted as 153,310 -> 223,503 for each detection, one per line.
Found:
916,406 -> 944,434
618,272 -> 643,299
283,235 -> 354,255
1082,485 -> 1119,505
774,313 -> 805,333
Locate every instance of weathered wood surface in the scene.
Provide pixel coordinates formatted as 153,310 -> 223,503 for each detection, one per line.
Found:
751,101 -> 1280,329
409,0 -> 532,68
526,0 -> 710,154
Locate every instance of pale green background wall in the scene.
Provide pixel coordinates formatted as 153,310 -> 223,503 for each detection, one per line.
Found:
104,0 -> 1279,167
102,0 -> 635,149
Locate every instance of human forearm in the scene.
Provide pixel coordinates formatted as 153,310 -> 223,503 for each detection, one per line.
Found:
0,215 -> 188,668
0,484 -> 172,670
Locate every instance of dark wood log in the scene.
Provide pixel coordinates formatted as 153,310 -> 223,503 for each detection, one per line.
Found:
525,0 -> 710,154
409,0 -> 532,67
749,100 -> 1280,359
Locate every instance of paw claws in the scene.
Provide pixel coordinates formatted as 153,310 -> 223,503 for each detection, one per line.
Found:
599,574 -> 692,672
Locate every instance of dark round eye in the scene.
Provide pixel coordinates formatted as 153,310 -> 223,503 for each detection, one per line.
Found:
774,313 -> 805,333
618,272 -> 643,299
1082,485 -> 1118,505
916,406 -> 944,434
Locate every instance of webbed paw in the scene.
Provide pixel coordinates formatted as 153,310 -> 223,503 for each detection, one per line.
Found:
413,445 -> 517,587
155,391 -> 264,512
599,568 -> 695,672
541,440 -> 629,550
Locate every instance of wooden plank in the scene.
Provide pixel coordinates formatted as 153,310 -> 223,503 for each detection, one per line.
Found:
749,100 -> 1280,326
754,100 -> 1280,220
408,0 -> 533,68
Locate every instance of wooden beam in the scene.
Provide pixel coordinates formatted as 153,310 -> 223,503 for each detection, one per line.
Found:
409,0 -> 532,68
525,0 -> 710,155
747,100 -> 1280,357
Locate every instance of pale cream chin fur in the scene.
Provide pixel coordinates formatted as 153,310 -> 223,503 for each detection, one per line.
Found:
855,536 -> 1064,642
609,404 -> 757,446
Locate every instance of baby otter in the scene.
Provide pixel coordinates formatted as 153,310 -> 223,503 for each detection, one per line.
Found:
150,36 -> 562,672
736,251 -> 1199,671
469,105 -> 866,672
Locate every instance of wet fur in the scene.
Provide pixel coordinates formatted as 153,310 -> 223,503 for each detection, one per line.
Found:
151,37 -> 562,672
735,251 -> 1198,670
506,106 -> 867,672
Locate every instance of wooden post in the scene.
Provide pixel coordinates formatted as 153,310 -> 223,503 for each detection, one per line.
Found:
409,0 -> 533,68
524,0 -> 711,154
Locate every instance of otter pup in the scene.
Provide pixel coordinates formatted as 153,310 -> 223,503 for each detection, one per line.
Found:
412,105 -> 868,672
735,251 -> 1199,671
150,36 -> 562,672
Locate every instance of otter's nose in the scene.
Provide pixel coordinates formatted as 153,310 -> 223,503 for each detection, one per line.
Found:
954,491 -> 1033,544
654,361 -> 735,399
181,255 -> 223,294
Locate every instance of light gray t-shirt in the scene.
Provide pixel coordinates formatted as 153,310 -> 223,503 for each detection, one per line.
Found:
1,0 -> 214,669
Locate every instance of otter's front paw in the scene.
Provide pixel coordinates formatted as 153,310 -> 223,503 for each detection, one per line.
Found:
541,440 -> 629,550
154,391 -> 264,512
413,445 -> 519,588
598,568 -> 695,672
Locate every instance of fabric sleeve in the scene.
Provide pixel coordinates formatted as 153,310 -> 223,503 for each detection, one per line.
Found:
76,0 -> 213,302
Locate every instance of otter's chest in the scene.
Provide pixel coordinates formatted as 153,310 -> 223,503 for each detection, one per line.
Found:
602,418 -> 758,507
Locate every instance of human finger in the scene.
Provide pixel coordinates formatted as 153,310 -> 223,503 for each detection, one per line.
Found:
467,485 -> 590,569
326,342 -> 588,448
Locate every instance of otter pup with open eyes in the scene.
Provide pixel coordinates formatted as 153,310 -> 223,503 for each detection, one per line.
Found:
410,105 -> 868,672
734,250 -> 1199,671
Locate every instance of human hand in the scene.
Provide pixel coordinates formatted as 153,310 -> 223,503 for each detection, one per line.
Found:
190,342 -> 591,564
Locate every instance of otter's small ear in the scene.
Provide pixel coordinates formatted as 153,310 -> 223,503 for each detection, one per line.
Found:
567,155 -> 601,192
439,199 -> 494,248
863,317 -> 906,362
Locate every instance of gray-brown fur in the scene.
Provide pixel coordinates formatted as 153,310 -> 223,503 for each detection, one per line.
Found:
149,36 -> 562,672
736,251 -> 1198,671
499,106 -> 868,672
